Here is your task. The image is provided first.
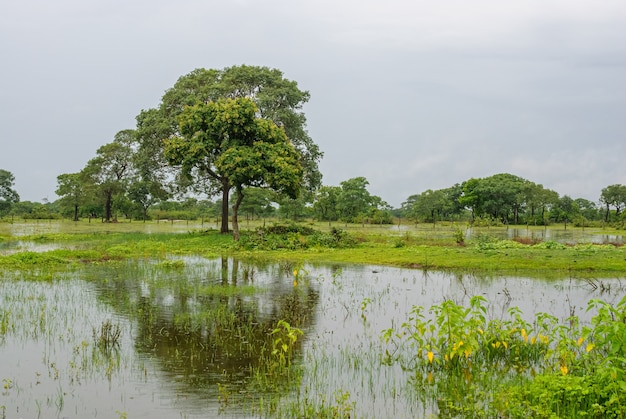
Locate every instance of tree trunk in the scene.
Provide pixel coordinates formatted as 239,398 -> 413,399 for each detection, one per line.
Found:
105,191 -> 113,222
232,188 -> 244,241
220,179 -> 230,234
73,204 -> 79,222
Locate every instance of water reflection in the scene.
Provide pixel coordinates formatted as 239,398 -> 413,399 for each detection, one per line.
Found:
387,224 -> 625,244
0,240 -> 68,255
89,256 -> 319,400
1,257 -> 624,418
497,227 -> 624,245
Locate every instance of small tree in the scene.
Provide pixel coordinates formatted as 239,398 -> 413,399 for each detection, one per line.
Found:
0,169 -> 20,217
81,130 -> 135,222
314,186 -> 341,223
56,173 -> 86,221
337,177 -> 373,223
552,195 -> 579,229
600,184 -> 626,223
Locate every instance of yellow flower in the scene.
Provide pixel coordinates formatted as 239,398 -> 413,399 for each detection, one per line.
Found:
502,341 -> 508,349
293,269 -> 298,277
560,364 -> 568,375
293,280 -> 298,287
577,337 -> 584,347
477,328 -> 484,335
521,328 -> 528,343
427,351 -> 434,363
586,343 -> 595,353
530,336 -> 537,345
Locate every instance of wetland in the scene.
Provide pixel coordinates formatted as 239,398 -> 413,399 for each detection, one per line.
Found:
1,221 -> 625,418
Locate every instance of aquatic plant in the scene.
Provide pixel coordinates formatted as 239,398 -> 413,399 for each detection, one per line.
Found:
92,319 -> 122,353
382,295 -> 626,417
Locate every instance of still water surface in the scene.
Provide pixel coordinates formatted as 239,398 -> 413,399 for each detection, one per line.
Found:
1,257 -> 624,418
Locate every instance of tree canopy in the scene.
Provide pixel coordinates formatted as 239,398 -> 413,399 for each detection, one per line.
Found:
600,184 -> 626,223
164,97 -> 303,240
0,169 -> 20,215
135,65 -> 322,233
80,130 -> 136,222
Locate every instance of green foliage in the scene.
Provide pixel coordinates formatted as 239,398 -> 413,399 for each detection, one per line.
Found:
280,389 -> 355,419
270,320 -> 304,371
165,97 -> 304,239
105,245 -> 132,258
0,309 -> 10,336
453,227 -> 465,245
382,296 -> 626,418
156,259 -> 185,269
237,224 -> 357,250
335,177 -> 392,224
600,184 -> 626,223
0,251 -> 68,269
92,319 -> 122,354
533,240 -> 567,250
474,234 -> 525,251
0,169 -> 19,216
137,65 -> 321,234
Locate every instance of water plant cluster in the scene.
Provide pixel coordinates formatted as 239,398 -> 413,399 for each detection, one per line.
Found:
382,295 -> 626,417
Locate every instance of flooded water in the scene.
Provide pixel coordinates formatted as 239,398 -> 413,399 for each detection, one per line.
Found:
471,226 -> 625,245
389,224 -> 625,245
1,257 -> 624,418
0,240 -> 70,255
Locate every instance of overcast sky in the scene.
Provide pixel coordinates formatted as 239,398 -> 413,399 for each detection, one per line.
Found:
1,0 -> 625,207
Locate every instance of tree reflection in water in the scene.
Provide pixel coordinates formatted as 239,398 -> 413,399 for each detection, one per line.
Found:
90,255 -> 319,398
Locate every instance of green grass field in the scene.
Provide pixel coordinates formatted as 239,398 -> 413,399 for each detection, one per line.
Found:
1,219 -> 624,277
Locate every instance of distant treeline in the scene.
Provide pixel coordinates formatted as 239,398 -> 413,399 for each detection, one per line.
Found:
2,169 -> 625,228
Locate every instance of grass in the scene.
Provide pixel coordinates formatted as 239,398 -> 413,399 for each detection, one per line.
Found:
2,220 -> 625,418
1,220 -> 625,278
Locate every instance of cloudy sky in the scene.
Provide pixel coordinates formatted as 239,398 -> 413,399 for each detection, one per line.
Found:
1,0 -> 625,207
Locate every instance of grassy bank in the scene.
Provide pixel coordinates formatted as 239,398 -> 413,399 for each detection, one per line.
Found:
1,220 -> 624,277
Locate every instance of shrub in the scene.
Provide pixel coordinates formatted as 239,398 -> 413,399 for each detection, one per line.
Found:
237,225 -> 357,250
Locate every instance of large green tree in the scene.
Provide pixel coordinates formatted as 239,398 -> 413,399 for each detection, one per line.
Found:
0,169 -> 20,216
164,97 -> 303,240
460,174 -> 536,224
136,65 -> 322,233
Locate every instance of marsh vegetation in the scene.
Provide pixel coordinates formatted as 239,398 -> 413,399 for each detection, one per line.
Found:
1,221 -> 625,418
